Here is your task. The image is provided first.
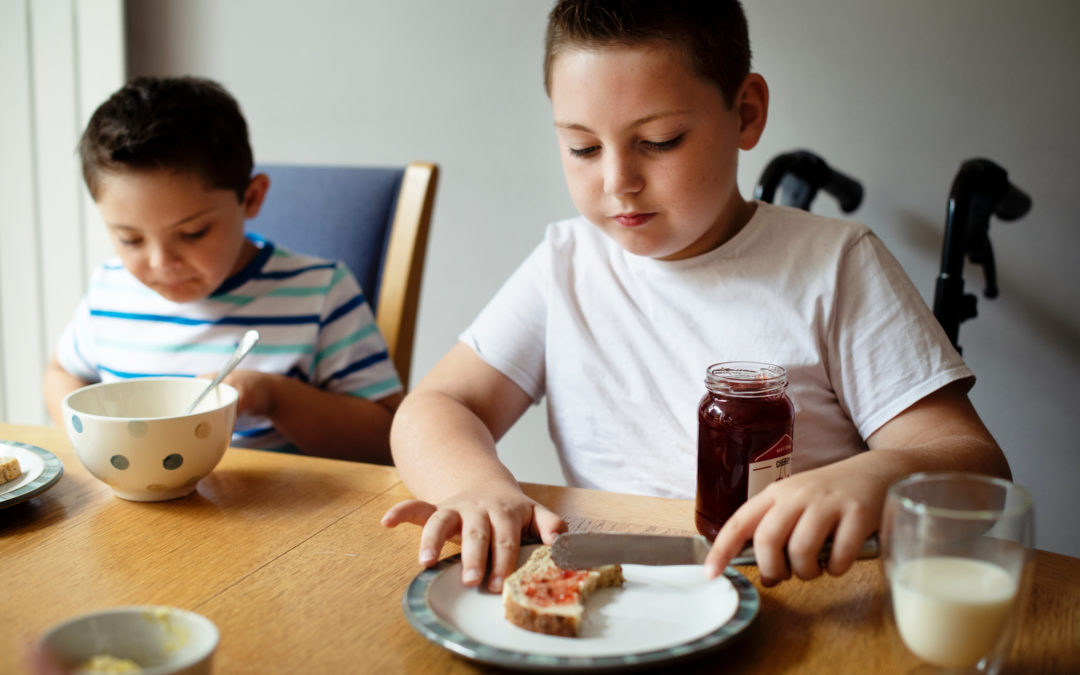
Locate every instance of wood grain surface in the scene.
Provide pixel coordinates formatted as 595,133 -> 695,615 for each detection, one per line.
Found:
2,424 -> 1076,674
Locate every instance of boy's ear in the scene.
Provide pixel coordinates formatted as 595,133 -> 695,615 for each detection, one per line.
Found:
736,73 -> 769,151
242,173 -> 271,218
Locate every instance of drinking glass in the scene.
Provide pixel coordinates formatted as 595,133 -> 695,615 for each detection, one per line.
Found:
881,472 -> 1033,674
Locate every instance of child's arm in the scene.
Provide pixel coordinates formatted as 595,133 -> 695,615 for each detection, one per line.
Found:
219,369 -> 401,464
704,381 -> 1009,584
44,356 -> 92,426
380,342 -> 567,592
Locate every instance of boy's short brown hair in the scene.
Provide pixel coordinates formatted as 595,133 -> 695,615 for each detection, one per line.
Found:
79,76 -> 253,201
544,0 -> 751,107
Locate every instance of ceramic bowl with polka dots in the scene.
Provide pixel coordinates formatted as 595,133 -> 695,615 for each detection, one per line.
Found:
62,377 -> 238,502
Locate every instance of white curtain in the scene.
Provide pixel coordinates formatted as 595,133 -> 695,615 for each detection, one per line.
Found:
0,0 -> 124,423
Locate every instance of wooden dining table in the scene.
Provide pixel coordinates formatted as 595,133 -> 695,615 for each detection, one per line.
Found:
2,422 -> 1077,674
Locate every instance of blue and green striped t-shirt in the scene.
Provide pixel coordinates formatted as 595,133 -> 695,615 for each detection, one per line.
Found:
55,236 -> 402,453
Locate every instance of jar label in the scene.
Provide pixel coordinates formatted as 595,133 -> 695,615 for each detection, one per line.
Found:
747,434 -> 793,499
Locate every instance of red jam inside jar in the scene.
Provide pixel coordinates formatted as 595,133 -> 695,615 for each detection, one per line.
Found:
695,361 -> 794,540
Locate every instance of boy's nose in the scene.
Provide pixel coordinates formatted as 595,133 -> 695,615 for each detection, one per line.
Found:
603,152 -> 644,197
148,243 -> 181,270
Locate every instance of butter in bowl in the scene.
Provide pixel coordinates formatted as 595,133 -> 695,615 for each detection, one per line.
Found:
37,606 -> 218,674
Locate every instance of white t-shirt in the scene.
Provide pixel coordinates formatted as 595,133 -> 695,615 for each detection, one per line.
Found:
460,202 -> 972,499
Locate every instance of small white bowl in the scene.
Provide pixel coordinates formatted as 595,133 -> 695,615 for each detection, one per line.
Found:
39,606 -> 218,675
62,377 -> 238,502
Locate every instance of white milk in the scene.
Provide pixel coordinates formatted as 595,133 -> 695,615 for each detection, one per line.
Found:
891,556 -> 1017,668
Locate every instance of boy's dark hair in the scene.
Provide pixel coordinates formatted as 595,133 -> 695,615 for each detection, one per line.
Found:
79,76 -> 253,201
544,0 -> 751,107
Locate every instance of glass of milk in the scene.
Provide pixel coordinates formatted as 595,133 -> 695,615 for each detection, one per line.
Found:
882,472 -> 1033,674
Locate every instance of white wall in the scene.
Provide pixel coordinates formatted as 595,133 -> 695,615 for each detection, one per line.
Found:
23,0 -> 1078,557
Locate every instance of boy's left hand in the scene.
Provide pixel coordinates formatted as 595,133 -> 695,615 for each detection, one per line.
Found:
703,460 -> 887,585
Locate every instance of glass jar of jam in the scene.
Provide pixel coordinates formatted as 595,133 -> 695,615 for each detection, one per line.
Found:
695,361 -> 794,540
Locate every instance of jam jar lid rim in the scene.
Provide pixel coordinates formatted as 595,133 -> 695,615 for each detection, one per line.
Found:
705,361 -> 787,379
704,361 -> 788,396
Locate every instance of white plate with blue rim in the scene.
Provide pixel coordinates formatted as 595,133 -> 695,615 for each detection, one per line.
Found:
0,440 -> 64,508
402,542 -> 758,671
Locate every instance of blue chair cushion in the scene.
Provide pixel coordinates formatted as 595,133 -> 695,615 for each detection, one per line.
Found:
247,164 -> 405,311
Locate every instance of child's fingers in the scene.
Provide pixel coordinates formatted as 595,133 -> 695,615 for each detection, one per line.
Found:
485,508 -> 525,593
824,506 -> 875,576
749,502 -> 805,585
417,509 -> 464,570
704,497 -> 772,578
785,505 -> 841,580
380,499 -> 436,528
455,512 -> 494,587
532,504 -> 568,544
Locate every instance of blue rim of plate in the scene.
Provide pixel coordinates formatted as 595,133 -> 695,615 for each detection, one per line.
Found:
402,551 -> 759,671
0,440 -> 64,509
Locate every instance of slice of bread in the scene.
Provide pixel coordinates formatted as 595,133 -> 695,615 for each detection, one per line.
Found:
502,545 -> 624,637
0,456 -> 21,486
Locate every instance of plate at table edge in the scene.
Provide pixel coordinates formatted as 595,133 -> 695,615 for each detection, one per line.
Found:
0,441 -> 64,508
402,543 -> 759,671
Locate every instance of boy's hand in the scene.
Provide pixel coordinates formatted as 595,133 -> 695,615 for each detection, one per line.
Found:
381,488 -> 567,593
199,369 -> 276,417
703,461 -> 886,585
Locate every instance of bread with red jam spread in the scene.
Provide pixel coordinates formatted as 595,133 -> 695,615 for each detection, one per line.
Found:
502,545 -> 624,637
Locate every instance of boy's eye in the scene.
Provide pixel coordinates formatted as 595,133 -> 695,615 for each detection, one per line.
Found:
643,134 -> 685,152
181,226 -> 210,240
118,238 -> 142,247
568,145 -> 600,158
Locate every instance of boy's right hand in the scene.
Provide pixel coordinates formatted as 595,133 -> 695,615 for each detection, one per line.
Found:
199,369 -> 276,417
381,487 -> 567,593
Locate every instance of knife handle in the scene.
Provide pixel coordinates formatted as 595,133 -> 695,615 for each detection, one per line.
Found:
729,534 -> 880,567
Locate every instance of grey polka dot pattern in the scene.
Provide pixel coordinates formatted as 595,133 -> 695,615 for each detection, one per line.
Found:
163,454 -> 184,470
127,421 -> 149,438
195,423 -> 211,439
110,455 -> 130,470
72,416 -> 83,433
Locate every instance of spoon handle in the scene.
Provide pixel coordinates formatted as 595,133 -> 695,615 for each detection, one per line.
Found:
185,330 -> 260,414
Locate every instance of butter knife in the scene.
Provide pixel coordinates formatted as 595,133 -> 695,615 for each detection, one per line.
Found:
550,531 -> 879,569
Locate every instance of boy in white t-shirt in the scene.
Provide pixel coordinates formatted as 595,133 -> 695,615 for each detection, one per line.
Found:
382,0 -> 1009,589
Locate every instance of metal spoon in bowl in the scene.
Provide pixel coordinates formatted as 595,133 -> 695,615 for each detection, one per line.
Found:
185,329 -> 260,414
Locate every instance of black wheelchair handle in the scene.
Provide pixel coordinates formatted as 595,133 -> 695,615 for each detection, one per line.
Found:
996,181 -> 1032,222
822,167 -> 864,214
753,150 -> 863,213
934,157 -> 1031,350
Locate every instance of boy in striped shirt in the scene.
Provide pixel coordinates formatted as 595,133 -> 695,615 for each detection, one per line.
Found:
44,76 -> 402,462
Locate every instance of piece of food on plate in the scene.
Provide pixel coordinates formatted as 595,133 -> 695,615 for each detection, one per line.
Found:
0,455 -> 21,486
502,545 -> 624,637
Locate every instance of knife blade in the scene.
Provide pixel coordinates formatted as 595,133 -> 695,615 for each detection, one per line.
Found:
550,531 -> 880,569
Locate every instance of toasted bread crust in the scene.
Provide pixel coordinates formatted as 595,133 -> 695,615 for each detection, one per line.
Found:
0,456 -> 20,486
503,545 -> 624,637
504,599 -> 579,638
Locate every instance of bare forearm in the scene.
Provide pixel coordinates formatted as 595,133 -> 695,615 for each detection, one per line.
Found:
390,390 -> 522,502
43,358 -> 91,427
861,431 -> 1011,484
261,375 -> 396,463
864,382 -> 1011,484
